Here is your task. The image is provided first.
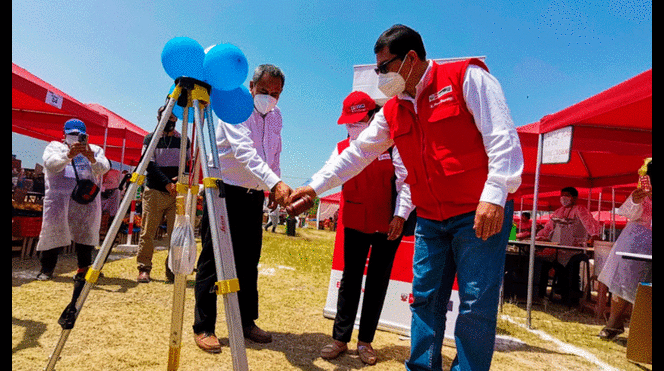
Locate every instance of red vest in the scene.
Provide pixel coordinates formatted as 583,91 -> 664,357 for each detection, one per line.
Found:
383,59 -> 489,221
337,139 -> 395,234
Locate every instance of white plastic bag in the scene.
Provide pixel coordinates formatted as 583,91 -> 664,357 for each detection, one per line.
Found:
168,196 -> 197,275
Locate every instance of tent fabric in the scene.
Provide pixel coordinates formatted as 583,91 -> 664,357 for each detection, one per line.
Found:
517,69 -> 652,192
317,191 -> 341,229
86,104 -> 148,165
12,63 -> 109,142
12,63 -> 147,165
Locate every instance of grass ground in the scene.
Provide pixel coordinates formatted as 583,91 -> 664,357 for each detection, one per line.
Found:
13,226 -> 651,370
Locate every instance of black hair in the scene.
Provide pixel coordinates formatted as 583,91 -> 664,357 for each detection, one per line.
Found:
374,24 -> 427,61
561,186 -> 579,198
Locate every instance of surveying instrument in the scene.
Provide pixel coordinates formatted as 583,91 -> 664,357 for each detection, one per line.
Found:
45,44 -> 251,371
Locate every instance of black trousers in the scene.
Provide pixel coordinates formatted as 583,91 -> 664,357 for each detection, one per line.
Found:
333,227 -> 402,343
193,184 -> 265,335
39,243 -> 93,274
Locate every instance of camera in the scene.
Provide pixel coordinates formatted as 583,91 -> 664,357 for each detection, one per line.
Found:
78,133 -> 88,145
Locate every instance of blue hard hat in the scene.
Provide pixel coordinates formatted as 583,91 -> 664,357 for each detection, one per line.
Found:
64,119 -> 86,134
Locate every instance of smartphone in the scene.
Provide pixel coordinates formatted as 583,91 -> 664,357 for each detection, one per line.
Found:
78,133 -> 88,145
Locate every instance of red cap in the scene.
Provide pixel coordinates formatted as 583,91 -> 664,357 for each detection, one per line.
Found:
337,91 -> 376,124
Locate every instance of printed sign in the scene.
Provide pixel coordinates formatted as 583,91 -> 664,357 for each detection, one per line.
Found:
45,91 -> 64,109
542,126 -> 573,164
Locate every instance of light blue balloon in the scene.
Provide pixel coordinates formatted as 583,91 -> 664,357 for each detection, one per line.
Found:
161,37 -> 206,81
210,85 -> 254,125
203,43 -> 248,91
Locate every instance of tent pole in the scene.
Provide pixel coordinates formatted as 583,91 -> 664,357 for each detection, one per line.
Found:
611,188 -> 616,241
120,136 -> 126,166
527,133 -> 543,329
316,201 -> 321,230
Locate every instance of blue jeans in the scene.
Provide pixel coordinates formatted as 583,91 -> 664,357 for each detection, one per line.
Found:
406,201 -> 513,371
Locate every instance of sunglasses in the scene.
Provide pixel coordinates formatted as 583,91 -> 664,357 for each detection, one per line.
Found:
374,55 -> 403,75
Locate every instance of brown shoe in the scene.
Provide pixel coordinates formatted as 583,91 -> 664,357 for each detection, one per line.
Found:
357,344 -> 377,365
194,333 -> 222,354
243,324 -> 272,343
320,340 -> 348,360
137,271 -> 150,283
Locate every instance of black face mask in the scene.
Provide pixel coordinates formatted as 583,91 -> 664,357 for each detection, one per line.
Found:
164,119 -> 176,133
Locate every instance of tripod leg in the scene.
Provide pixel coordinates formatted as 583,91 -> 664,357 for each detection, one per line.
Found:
194,99 -> 249,371
167,274 -> 187,371
45,93 -> 182,371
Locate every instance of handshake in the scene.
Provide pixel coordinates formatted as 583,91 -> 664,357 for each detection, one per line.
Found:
269,181 -> 316,216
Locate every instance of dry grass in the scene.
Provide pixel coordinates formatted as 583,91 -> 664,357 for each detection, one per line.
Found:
13,227 -> 650,370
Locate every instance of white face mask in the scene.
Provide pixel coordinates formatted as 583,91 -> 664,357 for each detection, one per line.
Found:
65,134 -> 79,145
254,94 -> 278,115
560,196 -> 572,207
377,56 -> 413,98
346,122 -> 369,140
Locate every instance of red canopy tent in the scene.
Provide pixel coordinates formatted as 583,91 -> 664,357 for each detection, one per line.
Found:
12,62 -> 147,165
517,69 -> 652,194
516,69 -> 652,326
316,191 -> 341,229
13,63 -> 108,144
86,104 -> 148,165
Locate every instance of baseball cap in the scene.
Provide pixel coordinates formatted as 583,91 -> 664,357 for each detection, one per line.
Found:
64,119 -> 86,134
337,91 -> 376,124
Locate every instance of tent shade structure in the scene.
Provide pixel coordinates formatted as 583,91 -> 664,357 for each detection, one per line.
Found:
517,68 -> 651,327
12,62 -> 148,166
86,104 -> 148,165
517,69 -> 652,193
316,191 -> 341,230
12,63 -> 109,144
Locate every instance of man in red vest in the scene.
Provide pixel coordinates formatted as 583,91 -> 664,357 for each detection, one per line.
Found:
291,24 -> 523,371
317,91 -> 415,365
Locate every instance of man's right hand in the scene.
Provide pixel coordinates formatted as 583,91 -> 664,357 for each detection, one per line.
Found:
289,186 -> 317,207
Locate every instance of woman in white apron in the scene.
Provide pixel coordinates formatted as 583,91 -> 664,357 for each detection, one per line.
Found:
36,119 -> 110,280
598,160 -> 652,340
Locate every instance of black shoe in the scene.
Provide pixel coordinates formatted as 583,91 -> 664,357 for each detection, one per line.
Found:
243,324 -> 272,343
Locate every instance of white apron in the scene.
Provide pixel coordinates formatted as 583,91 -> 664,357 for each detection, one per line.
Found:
597,222 -> 652,304
36,141 -> 109,251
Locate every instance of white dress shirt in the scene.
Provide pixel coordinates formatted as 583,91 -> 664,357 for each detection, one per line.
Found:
213,107 -> 282,191
318,142 -> 415,220
310,61 -> 523,209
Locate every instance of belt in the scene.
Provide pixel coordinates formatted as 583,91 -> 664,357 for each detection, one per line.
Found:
224,183 -> 262,195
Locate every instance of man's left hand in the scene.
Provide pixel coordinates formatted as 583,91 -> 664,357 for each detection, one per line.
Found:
473,201 -> 505,241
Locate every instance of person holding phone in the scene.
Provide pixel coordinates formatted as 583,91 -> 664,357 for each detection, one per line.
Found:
36,119 -> 110,281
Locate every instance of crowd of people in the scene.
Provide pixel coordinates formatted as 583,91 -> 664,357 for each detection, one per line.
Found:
19,24 -> 651,371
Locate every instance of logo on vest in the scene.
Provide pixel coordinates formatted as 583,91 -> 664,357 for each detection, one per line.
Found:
429,85 -> 452,108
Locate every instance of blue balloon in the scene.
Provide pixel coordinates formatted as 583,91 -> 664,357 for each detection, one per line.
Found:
210,85 -> 254,124
161,37 -> 206,81
203,43 -> 248,91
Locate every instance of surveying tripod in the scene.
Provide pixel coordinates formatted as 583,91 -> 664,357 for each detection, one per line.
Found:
45,77 -> 249,371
